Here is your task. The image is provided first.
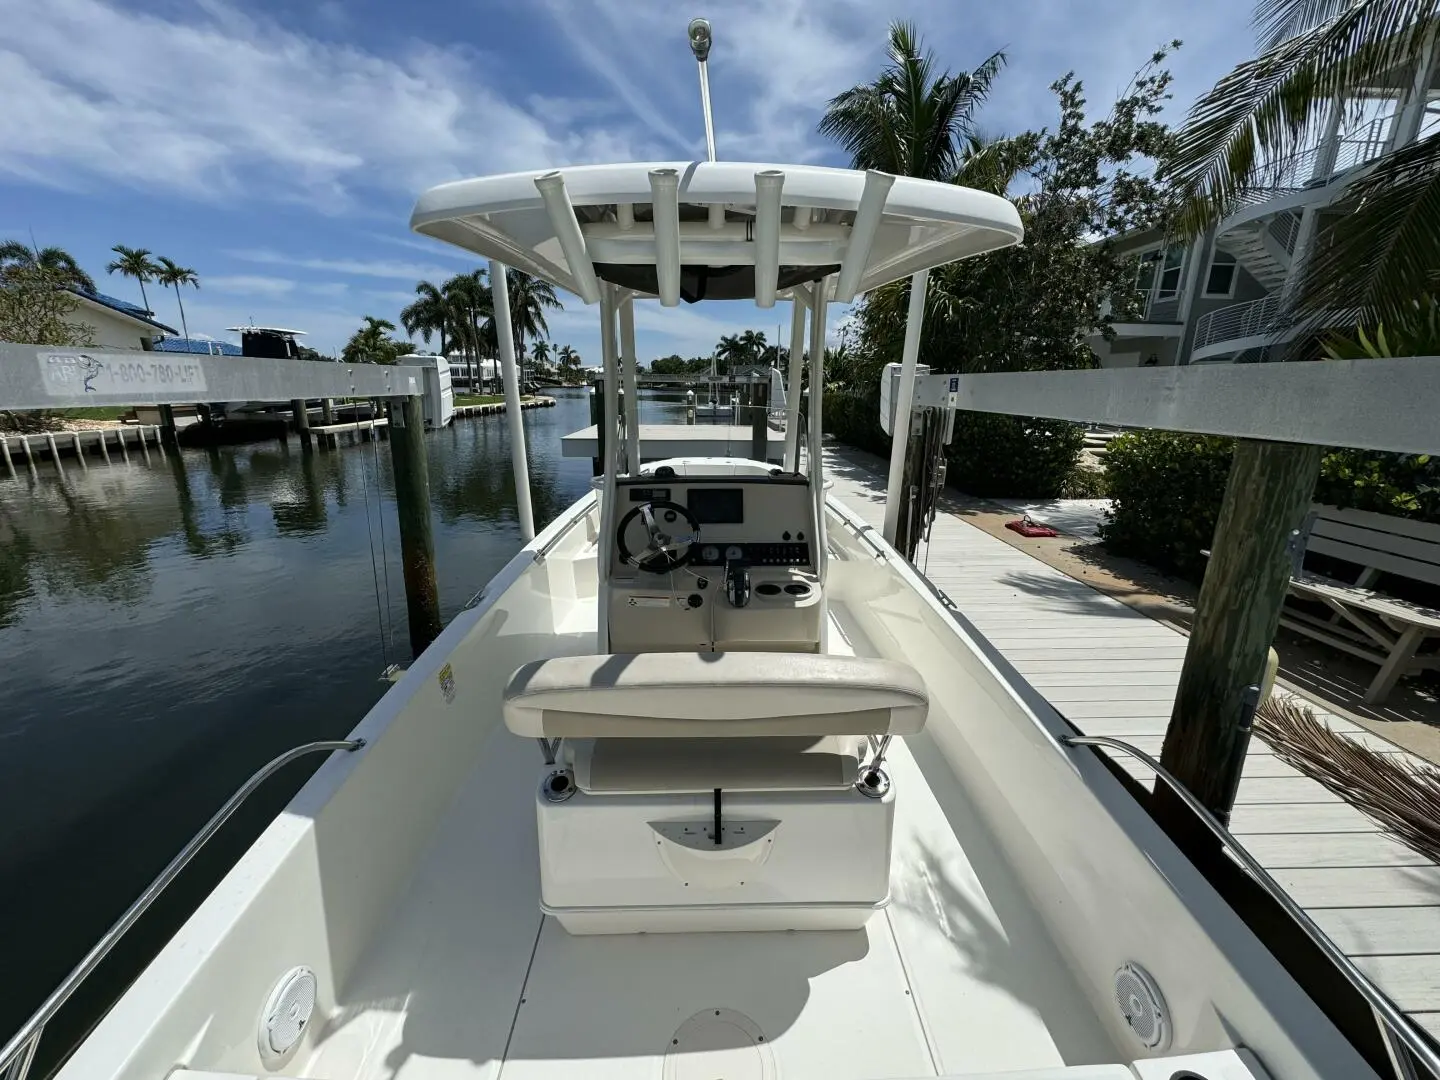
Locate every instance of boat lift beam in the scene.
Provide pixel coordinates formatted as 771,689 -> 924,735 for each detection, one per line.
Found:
903,358 -> 1440,457
0,342 -> 432,411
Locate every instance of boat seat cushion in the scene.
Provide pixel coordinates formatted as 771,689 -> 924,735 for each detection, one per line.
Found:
503,652 -> 927,739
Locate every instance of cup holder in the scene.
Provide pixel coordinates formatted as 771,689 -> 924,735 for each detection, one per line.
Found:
784,583 -> 811,596
755,583 -> 782,596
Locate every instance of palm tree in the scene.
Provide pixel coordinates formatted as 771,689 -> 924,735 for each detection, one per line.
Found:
401,280 -> 449,359
818,22 -> 1005,182
714,333 -> 747,373
106,245 -> 160,314
0,240 -> 97,292
155,256 -> 200,341
557,344 -> 581,383
342,316 -> 399,364
496,269 -> 563,387
532,338 -> 552,377
1169,1 -> 1440,329
442,270 -> 491,390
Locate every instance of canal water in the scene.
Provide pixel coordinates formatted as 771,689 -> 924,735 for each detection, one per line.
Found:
0,387 -> 725,1067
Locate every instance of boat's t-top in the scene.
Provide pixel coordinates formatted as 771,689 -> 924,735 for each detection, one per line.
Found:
407,19 -> 1022,934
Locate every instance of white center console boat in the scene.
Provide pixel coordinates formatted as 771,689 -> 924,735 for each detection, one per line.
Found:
7,19 -> 1434,1080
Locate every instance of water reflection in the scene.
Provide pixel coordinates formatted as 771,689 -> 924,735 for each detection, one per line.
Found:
0,387 -> 635,1051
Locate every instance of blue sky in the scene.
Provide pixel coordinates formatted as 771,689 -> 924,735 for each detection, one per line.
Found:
1,0 -> 1257,361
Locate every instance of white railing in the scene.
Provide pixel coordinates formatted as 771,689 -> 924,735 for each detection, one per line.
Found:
1266,210 -> 1301,255
1237,117 -> 1393,203
1194,294 -> 1286,352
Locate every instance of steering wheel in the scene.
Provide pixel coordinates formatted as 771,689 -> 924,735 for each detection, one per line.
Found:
616,500 -> 701,573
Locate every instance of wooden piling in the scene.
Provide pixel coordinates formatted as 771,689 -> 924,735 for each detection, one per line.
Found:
99,429 -> 111,464
387,395 -> 443,657
1160,439 -> 1322,826
1,436 -> 13,479
73,432 -> 87,469
118,427 -> 130,463
138,425 -> 152,464
750,379 -> 770,464
589,383 -> 605,477
322,398 -> 335,424
22,435 -> 36,475
45,433 -> 63,475
158,404 -> 179,448
292,398 -> 313,451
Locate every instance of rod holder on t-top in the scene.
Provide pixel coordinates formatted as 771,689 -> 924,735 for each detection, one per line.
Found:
688,18 -> 717,162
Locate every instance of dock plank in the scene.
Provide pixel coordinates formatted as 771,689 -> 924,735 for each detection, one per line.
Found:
1309,908 -> 1440,955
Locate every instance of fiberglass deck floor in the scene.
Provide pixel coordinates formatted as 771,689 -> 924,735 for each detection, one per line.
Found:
821,445 -> 1440,1039
300,608 -> 1117,1080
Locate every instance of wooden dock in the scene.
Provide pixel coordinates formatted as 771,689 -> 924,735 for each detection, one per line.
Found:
824,446 -> 1440,1038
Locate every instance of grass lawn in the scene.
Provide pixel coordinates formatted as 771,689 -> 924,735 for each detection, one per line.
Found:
53,407 -> 130,421
454,394 -> 506,406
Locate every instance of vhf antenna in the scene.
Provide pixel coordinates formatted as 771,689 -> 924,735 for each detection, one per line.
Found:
687,18 -> 716,161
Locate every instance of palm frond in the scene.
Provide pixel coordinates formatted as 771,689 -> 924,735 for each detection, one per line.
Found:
1255,695 -> 1440,864
1255,0 -> 1361,49
1295,132 -> 1440,326
1170,0 -> 1434,231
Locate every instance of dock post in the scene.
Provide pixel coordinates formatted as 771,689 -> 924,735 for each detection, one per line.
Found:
387,394 -> 443,657
292,398 -> 313,451
99,429 -> 111,464
158,404 -> 179,448
589,381 -> 605,477
1160,439 -> 1322,828
1,436 -> 13,479
45,432 -> 64,476
21,435 -> 37,476
749,379 -> 769,464
73,432 -> 88,470
322,398 -> 335,424
685,389 -> 696,424
118,427 -> 130,463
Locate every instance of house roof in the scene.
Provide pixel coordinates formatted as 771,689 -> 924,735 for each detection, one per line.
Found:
153,337 -> 242,355
67,288 -> 178,335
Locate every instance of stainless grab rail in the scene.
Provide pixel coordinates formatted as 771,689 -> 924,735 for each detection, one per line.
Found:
0,738 -> 367,1080
1062,733 -> 1439,1080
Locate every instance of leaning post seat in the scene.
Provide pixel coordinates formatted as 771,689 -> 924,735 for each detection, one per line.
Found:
503,652 -> 928,934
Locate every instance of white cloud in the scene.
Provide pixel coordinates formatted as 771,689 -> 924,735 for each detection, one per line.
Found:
226,249 -> 462,282
205,275 -> 349,299
0,0 -> 657,206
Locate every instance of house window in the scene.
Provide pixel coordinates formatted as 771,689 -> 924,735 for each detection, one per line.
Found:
1204,250 -> 1238,297
1155,244 -> 1186,300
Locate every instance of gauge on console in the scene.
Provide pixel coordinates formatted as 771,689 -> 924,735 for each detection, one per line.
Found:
725,545 -> 744,561
701,545 -> 720,563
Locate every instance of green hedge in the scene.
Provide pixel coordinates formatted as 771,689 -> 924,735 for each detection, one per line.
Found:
1101,430 -> 1440,581
946,412 -> 1086,498
1100,432 -> 1236,580
823,388 -> 1086,500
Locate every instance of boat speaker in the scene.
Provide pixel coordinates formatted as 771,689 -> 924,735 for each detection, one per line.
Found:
259,965 -> 317,1066
1113,962 -> 1170,1051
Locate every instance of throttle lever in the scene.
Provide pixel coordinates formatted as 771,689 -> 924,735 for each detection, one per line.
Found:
724,560 -> 751,608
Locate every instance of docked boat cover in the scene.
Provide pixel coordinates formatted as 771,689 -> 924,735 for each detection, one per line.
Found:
503,652 -> 928,738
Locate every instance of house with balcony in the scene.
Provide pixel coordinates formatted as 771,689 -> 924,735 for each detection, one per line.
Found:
1090,42 -> 1438,368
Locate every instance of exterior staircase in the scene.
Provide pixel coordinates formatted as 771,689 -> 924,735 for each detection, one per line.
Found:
1216,209 -> 1299,292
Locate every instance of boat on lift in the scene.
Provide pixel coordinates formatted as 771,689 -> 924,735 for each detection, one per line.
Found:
8,18 -> 1436,1080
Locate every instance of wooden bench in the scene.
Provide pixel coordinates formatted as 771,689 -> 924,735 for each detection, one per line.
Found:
1281,505 -> 1440,704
